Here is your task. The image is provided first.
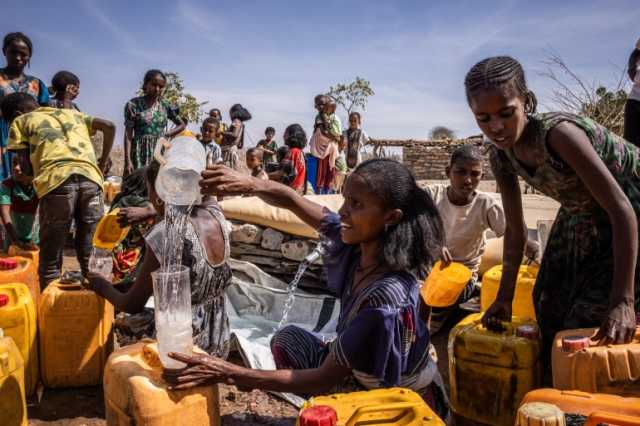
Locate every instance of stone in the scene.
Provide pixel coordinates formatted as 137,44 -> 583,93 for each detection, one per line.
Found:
231,243 -> 283,259
281,239 -> 312,262
261,228 -> 285,251
230,223 -> 263,244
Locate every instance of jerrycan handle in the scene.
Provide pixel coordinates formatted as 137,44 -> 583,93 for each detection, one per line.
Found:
153,137 -> 171,166
345,402 -> 424,426
585,412 -> 640,426
463,320 -> 515,356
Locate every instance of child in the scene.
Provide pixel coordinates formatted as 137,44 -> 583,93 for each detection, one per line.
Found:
49,70 -> 80,111
208,108 -> 226,145
0,157 -> 38,250
283,124 -> 307,193
173,159 -> 450,421
342,112 -> 370,169
199,117 -> 222,164
266,146 -> 297,187
333,137 -> 348,193
256,126 -> 277,165
221,104 -> 251,170
309,95 -> 341,194
465,56 -> 640,365
1,92 -> 115,289
245,148 -> 268,180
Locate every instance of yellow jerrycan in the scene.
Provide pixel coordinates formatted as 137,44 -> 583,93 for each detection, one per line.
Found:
481,264 -> 539,321
0,328 -> 27,426
296,388 -> 445,426
39,278 -> 114,387
103,341 -> 220,426
551,327 -> 640,396
0,253 -> 38,308
0,283 -> 38,397
449,313 -> 542,426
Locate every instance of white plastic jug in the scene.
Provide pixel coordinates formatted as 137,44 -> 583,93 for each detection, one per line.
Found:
155,135 -> 206,206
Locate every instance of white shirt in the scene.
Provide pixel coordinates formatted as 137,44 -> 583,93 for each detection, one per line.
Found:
425,184 -> 506,276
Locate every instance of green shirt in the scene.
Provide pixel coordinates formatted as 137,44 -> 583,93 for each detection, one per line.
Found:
0,180 -> 38,247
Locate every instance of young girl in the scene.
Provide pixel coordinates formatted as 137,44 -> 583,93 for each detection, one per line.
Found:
342,112 -> 370,170
0,32 -> 49,180
283,123 -> 307,193
624,38 -> 640,147
165,159 -> 450,420
221,103 -> 251,170
49,70 -> 81,111
309,95 -> 341,194
124,70 -> 186,175
88,161 -> 232,357
466,56 -> 639,363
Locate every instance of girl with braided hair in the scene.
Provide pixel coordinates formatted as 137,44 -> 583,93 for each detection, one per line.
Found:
164,159 -> 450,421
465,56 -> 640,368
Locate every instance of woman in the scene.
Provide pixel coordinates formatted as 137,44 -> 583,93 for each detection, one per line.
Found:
624,38 -> 640,147
221,104 -> 251,170
164,159 -> 450,421
88,161 -> 232,356
464,56 -> 639,368
0,32 -> 49,180
124,70 -> 186,175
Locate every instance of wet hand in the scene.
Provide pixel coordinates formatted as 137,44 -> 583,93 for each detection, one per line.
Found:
440,247 -> 453,268
84,272 -> 110,293
481,299 -> 512,332
163,352 -> 238,390
524,240 -> 541,265
594,299 -> 636,345
117,206 -> 155,226
200,164 -> 257,196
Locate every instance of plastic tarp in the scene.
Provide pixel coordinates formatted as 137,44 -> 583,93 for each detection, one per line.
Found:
226,258 -> 340,407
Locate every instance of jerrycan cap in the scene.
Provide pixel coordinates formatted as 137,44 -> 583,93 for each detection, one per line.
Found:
516,324 -> 539,339
0,294 -> 8,307
562,335 -> 591,352
0,258 -> 17,270
300,406 -> 337,426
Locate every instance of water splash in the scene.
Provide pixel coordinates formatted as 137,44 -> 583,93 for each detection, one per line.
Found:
277,243 -> 326,330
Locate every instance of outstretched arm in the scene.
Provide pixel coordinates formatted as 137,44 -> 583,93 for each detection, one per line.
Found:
92,118 -> 115,173
200,165 -> 326,229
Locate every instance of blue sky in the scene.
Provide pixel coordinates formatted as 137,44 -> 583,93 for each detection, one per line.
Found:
5,0 -> 639,145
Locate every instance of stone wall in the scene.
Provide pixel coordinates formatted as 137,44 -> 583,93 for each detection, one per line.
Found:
371,138 -> 494,180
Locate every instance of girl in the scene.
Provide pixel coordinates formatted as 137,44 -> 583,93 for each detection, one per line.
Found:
164,159 -> 450,421
88,161 -> 233,357
0,32 -> 49,180
465,56 -> 639,364
221,103 -> 251,170
49,70 -> 80,111
624,38 -> 640,147
283,123 -> 307,193
124,70 -> 186,175
342,112 -> 370,170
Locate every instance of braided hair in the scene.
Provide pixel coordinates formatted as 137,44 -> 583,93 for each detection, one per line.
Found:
464,56 -> 537,114
3,32 -> 33,55
352,159 -> 444,278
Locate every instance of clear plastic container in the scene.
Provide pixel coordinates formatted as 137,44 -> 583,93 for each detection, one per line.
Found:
88,247 -> 114,278
155,135 -> 206,206
151,265 -> 193,369
421,261 -> 472,307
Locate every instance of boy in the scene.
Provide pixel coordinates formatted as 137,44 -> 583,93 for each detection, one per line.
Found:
424,146 -> 509,333
245,148 -> 268,180
199,117 -> 222,164
208,108 -> 226,145
0,157 -> 38,250
1,92 -> 115,289
256,126 -> 277,165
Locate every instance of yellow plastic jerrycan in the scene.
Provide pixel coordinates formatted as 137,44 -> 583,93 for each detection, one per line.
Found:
448,313 -> 542,426
93,208 -> 131,251
297,387 -> 445,426
39,279 -> 114,387
0,283 -> 38,397
481,264 -> 539,321
421,261 -> 472,307
104,341 -> 220,426
0,329 -> 27,426
0,254 -> 38,308
551,327 -> 640,396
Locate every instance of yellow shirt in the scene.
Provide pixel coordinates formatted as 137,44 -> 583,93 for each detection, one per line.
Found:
8,107 -> 103,198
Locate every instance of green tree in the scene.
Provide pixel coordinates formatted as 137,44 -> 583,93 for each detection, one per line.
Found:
137,72 -> 208,124
327,77 -> 375,115
429,126 -> 456,140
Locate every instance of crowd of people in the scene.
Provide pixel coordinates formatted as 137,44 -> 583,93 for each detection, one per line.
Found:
2,29 -> 640,422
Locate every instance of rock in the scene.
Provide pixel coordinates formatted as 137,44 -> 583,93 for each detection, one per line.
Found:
230,223 -> 263,244
261,228 -> 284,251
281,239 -> 312,262
231,243 -> 283,259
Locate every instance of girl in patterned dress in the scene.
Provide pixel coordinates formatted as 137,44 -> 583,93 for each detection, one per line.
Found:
0,32 -> 49,180
123,70 -> 186,175
465,56 -> 640,369
165,159 -> 451,421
